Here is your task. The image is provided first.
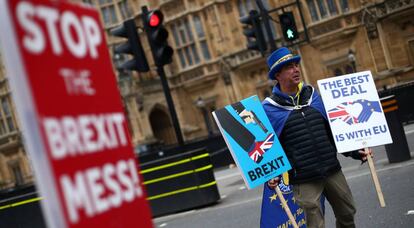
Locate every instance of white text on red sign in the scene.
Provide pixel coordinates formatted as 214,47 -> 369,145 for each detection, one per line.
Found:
17,2 -> 102,58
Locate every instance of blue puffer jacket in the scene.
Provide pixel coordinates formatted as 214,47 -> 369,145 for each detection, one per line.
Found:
262,83 -> 360,184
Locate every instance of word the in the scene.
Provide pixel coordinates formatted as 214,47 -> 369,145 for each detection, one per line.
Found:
60,68 -> 95,95
335,124 -> 387,142
248,156 -> 285,181
320,74 -> 370,99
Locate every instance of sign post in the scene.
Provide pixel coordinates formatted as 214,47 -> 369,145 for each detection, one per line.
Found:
0,0 -> 153,227
275,187 -> 299,228
366,149 -> 386,207
317,71 -> 392,207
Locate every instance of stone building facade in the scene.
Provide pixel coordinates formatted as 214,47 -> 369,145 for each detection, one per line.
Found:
0,0 -> 413,190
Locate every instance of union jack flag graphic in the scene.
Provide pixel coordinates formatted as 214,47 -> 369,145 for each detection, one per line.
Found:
327,102 -> 359,125
248,133 -> 274,163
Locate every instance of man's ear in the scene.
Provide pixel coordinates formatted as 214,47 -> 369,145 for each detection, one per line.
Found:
274,72 -> 280,80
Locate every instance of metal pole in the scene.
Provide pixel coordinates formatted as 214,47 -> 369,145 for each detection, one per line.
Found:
296,0 -> 309,43
142,5 -> 184,146
157,66 -> 184,146
255,0 -> 277,52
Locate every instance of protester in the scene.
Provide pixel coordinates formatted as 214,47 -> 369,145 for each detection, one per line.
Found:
262,47 -> 372,228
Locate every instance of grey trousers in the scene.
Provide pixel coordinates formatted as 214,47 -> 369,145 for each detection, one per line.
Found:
293,170 -> 356,228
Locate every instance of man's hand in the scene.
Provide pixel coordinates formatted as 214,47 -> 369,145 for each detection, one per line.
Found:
358,148 -> 373,162
267,177 -> 280,189
239,110 -> 255,124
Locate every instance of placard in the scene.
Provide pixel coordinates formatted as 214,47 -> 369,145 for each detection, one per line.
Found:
317,71 -> 392,152
212,95 -> 291,189
0,1 -> 153,227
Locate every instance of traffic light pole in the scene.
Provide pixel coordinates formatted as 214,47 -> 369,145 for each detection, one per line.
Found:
157,66 -> 184,146
255,0 -> 276,52
141,6 -> 184,146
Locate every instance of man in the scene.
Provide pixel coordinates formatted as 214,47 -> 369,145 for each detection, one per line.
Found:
262,47 -> 372,228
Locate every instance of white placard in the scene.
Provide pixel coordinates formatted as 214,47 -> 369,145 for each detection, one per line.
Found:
317,71 -> 392,152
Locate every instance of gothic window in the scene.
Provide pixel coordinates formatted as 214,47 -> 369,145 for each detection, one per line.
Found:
100,1 -> 118,26
0,97 -> 16,135
11,162 -> 24,186
327,0 -> 338,16
316,0 -> 328,19
200,41 -> 211,60
118,0 -> 132,19
339,0 -> 349,12
307,0 -> 319,21
408,40 -> 414,64
194,16 -> 210,61
194,16 -> 205,38
307,0 -> 346,22
171,15 -> 210,69
102,6 -> 117,25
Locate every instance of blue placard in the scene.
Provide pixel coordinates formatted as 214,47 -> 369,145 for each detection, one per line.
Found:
213,95 -> 291,189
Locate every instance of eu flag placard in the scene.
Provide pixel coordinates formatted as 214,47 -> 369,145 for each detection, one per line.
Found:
260,173 -> 325,228
260,174 -> 306,228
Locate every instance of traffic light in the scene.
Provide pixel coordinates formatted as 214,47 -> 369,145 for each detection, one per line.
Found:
239,10 -> 267,54
279,12 -> 298,42
110,19 -> 149,72
142,9 -> 173,66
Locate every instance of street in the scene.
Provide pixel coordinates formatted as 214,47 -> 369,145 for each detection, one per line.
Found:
153,125 -> 414,228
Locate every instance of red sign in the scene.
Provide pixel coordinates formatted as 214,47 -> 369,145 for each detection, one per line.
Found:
0,0 -> 153,227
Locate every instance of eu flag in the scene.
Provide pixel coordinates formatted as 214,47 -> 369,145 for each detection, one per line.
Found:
260,174 -> 325,228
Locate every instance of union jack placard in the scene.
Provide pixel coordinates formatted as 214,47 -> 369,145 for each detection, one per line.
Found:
212,95 -> 291,189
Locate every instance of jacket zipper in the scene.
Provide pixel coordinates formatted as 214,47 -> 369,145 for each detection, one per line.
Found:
300,109 -> 324,178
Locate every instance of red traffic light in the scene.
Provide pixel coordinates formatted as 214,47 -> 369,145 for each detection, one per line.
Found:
148,11 -> 163,27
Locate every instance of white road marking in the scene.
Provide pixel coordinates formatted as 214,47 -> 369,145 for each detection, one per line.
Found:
405,129 -> 414,135
216,171 -> 241,181
407,210 -> 414,215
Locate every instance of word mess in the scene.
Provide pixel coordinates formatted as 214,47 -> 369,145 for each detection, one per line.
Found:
320,74 -> 370,99
335,124 -> 388,142
61,158 -> 143,224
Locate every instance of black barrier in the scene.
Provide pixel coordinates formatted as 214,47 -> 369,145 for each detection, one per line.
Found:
380,95 -> 411,163
140,148 -> 220,217
138,134 -> 234,169
379,81 -> 414,124
0,185 -> 46,228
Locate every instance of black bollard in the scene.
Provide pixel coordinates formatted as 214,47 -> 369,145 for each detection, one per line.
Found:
380,95 -> 411,163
